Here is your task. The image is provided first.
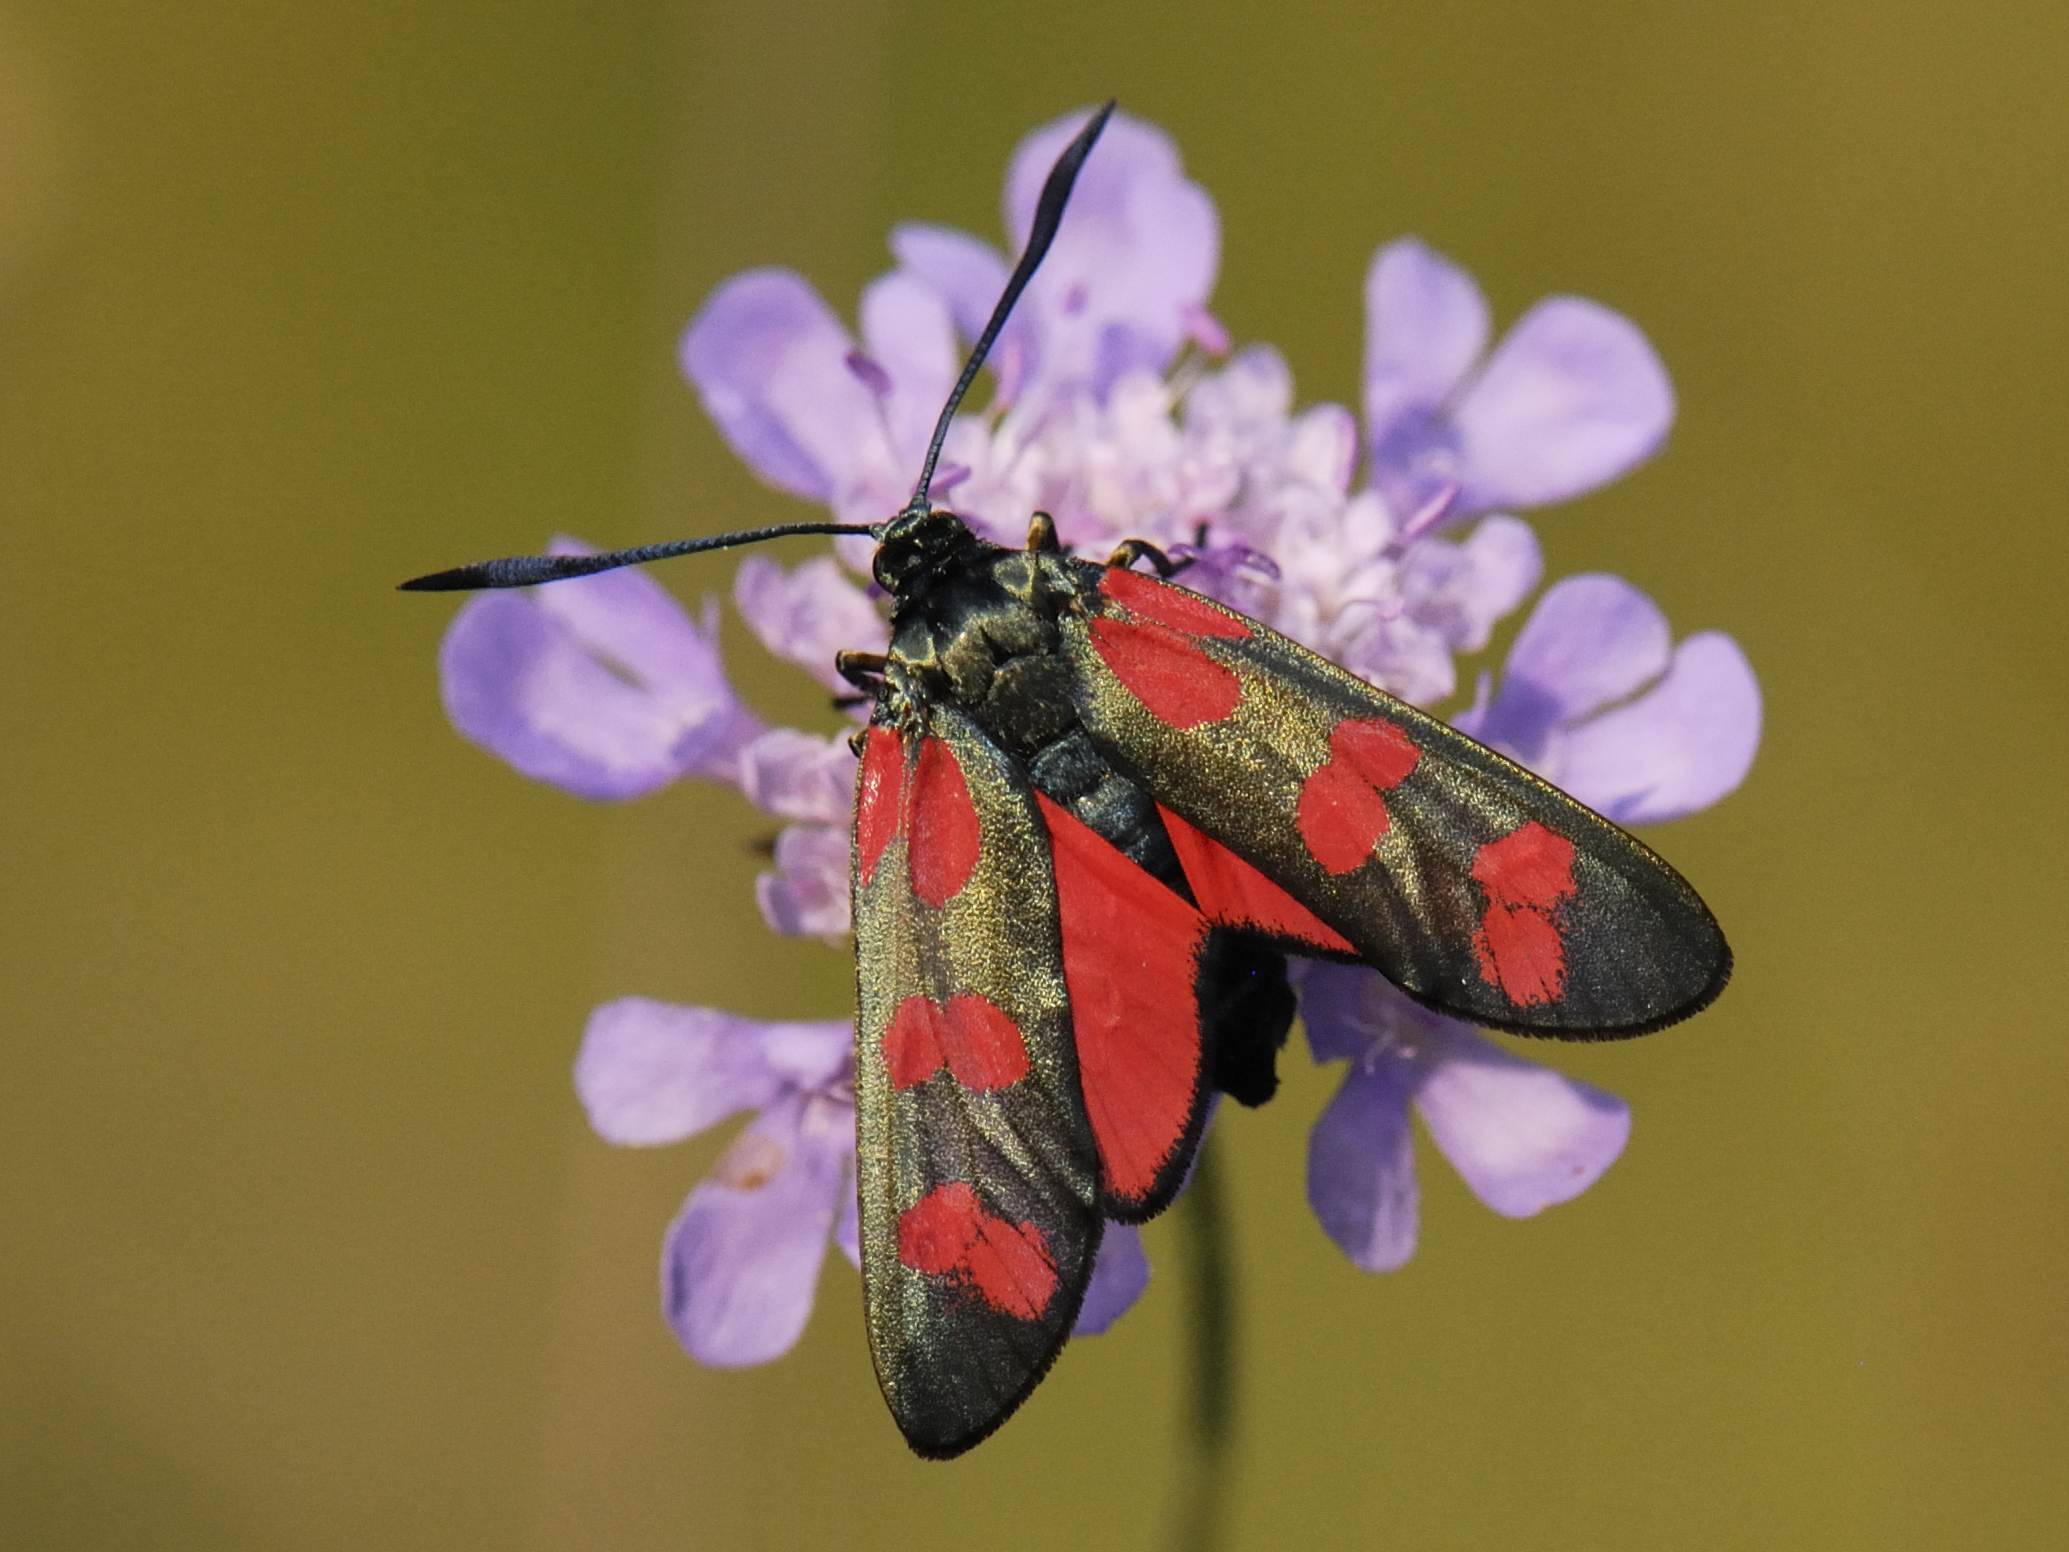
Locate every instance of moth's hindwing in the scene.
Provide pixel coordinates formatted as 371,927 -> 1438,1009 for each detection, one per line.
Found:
1066,564 -> 1731,1037
1037,792 -> 1213,1221
851,708 -> 1102,1459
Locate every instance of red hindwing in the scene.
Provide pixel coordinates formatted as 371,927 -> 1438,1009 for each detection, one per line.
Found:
1159,802 -> 1353,956
1039,794 -> 1210,1219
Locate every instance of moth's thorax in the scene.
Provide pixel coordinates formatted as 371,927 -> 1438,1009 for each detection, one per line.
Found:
876,520 -> 1084,724
873,530 -> 1181,889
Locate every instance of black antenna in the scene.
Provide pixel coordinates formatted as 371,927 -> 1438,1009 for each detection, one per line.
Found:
398,523 -> 875,592
400,100 -> 1115,594
904,99 -> 1115,517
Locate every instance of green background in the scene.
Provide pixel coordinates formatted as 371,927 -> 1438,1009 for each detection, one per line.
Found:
4,2 -> 2063,1548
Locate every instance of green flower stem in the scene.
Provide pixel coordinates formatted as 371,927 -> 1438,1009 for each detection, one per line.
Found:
1171,1136 -> 1234,1552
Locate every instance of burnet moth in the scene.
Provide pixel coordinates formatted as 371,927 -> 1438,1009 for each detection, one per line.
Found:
404,101 -> 1730,1459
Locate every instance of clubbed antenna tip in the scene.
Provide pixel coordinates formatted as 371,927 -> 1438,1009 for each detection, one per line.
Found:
396,523 -> 879,592
904,99 -> 1116,516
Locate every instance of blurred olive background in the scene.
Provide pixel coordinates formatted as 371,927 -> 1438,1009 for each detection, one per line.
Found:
4,2 -> 2064,1548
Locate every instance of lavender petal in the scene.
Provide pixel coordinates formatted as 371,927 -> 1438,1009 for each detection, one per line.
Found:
834,1162 -> 861,1271
1449,514 -> 1543,648
1001,107 -> 1218,392
1336,611 -> 1457,708
1393,514 -> 1544,660
890,223 -> 1011,354
1297,961 -> 1395,1064
1362,238 -> 1491,444
661,1090 -> 849,1366
1307,1058 -> 1422,1272
439,580 -> 754,802
574,999 -> 848,1147
1453,297 -> 1674,512
732,554 -> 889,693
737,729 -> 857,825
1285,403 -> 1360,496
1482,573 -> 1673,757
1073,1221 -> 1149,1334
1414,1024 -> 1631,1219
1185,344 -> 1294,438
754,822 -> 853,940
532,537 -> 726,693
1554,631 -> 1762,826
679,268 -> 880,501
859,269 -> 961,463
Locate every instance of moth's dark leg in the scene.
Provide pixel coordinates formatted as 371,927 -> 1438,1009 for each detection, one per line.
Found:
836,651 -> 888,746
847,726 -> 870,756
836,650 -> 889,690
1105,538 -> 1178,576
1026,510 -> 1060,553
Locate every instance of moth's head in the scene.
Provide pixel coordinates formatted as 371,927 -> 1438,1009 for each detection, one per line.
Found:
872,506 -> 977,596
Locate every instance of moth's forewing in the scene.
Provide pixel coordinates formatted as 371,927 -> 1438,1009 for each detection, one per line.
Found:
1065,564 -> 1731,1038
851,711 -> 1101,1459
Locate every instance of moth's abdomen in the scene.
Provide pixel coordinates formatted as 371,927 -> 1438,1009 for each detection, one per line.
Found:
1025,726 -> 1180,886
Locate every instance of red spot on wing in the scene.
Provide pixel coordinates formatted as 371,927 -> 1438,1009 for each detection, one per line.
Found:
1159,804 -> 1354,953
1100,567 -> 1252,639
907,735 -> 980,907
1333,717 -> 1420,787
1297,760 -> 1396,874
1472,820 -> 1578,910
1296,717 -> 1422,875
1089,616 -> 1243,729
882,993 -> 1030,1092
855,727 -> 904,887
895,1182 -> 978,1275
1039,794 -> 1206,1209
896,1182 -> 1058,1321
960,1215 -> 1060,1322
882,997 -> 943,1089
1473,907 -> 1569,1007
1469,821 -> 1579,1006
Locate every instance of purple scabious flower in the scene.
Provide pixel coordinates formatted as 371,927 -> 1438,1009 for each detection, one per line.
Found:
435,108 -> 1757,1366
